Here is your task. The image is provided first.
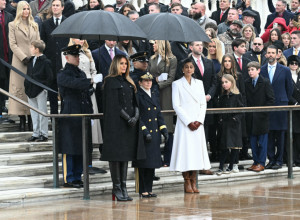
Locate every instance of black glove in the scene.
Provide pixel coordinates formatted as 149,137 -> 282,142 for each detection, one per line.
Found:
88,87 -> 95,96
127,107 -> 139,127
161,129 -> 169,143
22,57 -> 31,65
120,109 -> 131,121
144,134 -> 152,143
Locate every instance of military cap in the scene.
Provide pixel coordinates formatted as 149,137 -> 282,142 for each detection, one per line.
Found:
62,44 -> 81,55
273,40 -> 284,52
130,51 -> 149,62
231,20 -> 243,28
242,10 -> 256,18
139,72 -> 153,80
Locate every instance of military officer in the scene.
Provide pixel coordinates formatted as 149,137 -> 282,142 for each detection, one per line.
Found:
57,44 -> 102,188
132,72 -> 168,197
130,51 -> 150,86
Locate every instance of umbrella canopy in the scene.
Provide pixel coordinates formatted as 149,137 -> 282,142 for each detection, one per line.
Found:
51,10 -> 147,41
135,13 -> 211,43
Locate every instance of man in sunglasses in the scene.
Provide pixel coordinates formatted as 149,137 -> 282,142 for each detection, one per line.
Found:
244,37 -> 267,66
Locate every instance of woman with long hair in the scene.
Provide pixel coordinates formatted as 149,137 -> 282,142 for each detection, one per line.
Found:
264,28 -> 282,50
148,40 -> 177,167
207,38 -> 223,74
282,32 -> 291,50
119,3 -> 136,16
242,24 -> 256,51
101,54 -> 145,201
117,40 -> 137,71
8,1 -> 40,131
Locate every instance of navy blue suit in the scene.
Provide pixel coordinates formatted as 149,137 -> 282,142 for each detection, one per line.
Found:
91,45 -> 126,112
260,62 -> 293,165
283,47 -> 300,60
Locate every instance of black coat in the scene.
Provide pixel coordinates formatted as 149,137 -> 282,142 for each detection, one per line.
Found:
5,4 -> 16,18
244,50 -> 267,67
40,16 -> 69,79
101,76 -> 145,161
133,88 -> 166,168
171,41 -> 190,67
245,75 -> 275,136
24,55 -> 53,98
62,0 -> 75,17
289,73 -> 300,133
264,10 -> 294,30
139,3 -> 168,16
0,10 -> 13,80
210,8 -> 229,25
57,63 -> 93,155
217,92 -> 244,149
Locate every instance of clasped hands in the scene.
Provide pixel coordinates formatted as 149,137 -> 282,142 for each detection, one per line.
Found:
188,121 -> 201,131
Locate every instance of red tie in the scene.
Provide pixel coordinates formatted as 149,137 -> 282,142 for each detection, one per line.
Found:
197,59 -> 204,76
220,11 -> 224,21
237,58 -> 242,70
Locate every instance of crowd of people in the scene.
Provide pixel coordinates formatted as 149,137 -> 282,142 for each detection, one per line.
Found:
1,0 -> 300,200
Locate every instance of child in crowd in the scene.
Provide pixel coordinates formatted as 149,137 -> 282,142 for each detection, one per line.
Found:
245,61 -> 275,172
24,40 -> 53,142
216,74 -> 244,175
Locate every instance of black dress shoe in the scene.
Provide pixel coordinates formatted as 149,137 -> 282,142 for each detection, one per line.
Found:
27,136 -> 39,142
153,175 -> 160,181
140,193 -> 151,198
88,167 -> 96,175
91,167 -> 107,174
272,164 -> 282,170
36,135 -> 48,142
63,182 -> 81,188
72,180 -> 83,187
149,193 -> 157,197
265,163 -> 274,169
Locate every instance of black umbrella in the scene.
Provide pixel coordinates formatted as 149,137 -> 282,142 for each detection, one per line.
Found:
135,12 -> 211,42
51,10 -> 147,41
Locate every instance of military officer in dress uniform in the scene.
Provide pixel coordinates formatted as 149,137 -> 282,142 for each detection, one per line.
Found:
133,72 -> 169,197
130,51 -> 150,87
57,44 -> 102,188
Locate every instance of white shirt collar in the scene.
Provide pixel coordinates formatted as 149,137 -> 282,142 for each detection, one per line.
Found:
268,62 -> 277,68
105,44 -> 114,53
53,15 -> 62,24
234,53 -> 242,60
141,86 -> 151,97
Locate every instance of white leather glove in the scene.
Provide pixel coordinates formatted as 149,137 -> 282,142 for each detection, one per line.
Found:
93,74 -> 103,83
157,73 -> 168,82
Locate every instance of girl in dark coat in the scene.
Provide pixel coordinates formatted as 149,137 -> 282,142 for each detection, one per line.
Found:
101,54 -> 145,201
216,74 -> 243,175
133,72 -> 168,198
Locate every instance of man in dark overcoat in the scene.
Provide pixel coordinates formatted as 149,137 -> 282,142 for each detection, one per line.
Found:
40,0 -> 69,114
244,37 -> 267,67
260,45 -> 293,170
57,45 -> 102,188
0,0 -> 13,123
245,61 -> 275,172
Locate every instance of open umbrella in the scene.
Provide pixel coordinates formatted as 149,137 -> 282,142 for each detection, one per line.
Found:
51,10 -> 147,41
135,12 -> 211,42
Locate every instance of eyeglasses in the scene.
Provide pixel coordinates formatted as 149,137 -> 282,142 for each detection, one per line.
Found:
290,61 -> 299,65
253,43 -> 262,46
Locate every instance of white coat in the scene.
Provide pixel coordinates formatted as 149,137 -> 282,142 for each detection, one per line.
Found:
170,77 -> 211,172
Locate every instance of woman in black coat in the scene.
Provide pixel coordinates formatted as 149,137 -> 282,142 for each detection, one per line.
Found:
287,55 -> 300,166
101,54 -> 145,201
133,73 -> 168,198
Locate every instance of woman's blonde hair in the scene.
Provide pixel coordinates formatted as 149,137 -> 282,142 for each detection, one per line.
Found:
221,74 -> 240,95
106,54 -> 137,92
14,1 -> 38,31
242,24 -> 256,42
218,54 -> 238,80
151,40 -> 175,66
207,38 -> 223,64
68,38 -> 93,62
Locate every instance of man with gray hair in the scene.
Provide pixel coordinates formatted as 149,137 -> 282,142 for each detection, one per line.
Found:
191,2 -> 216,30
264,0 -> 293,29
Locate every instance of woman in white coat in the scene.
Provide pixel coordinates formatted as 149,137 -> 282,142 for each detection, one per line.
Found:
170,58 -> 211,193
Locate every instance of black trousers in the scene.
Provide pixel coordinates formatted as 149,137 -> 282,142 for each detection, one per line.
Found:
219,149 -> 239,170
138,168 -> 154,194
0,67 -> 9,115
48,81 -> 58,114
293,133 -> 300,165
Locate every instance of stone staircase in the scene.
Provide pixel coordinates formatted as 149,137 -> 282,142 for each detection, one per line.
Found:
0,104 -> 300,206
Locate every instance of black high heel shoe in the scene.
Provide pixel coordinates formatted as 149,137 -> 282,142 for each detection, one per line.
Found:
112,191 -> 127,201
148,193 -> 157,197
140,193 -> 151,198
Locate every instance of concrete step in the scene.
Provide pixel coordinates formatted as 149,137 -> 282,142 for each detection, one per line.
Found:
0,166 -> 298,205
0,132 -> 53,143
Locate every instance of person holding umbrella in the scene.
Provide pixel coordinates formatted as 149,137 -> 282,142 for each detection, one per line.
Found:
101,54 -> 145,201
148,40 -> 177,167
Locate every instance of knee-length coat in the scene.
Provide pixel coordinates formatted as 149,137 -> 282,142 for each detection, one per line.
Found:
57,63 -> 93,155
170,77 -> 211,172
148,56 -> 177,133
8,21 -> 40,115
133,88 -> 167,168
101,76 -> 145,162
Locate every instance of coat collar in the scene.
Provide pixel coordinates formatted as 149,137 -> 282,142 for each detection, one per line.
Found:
180,77 -> 200,103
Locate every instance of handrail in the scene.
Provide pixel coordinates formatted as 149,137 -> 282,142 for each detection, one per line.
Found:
0,88 -> 298,199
